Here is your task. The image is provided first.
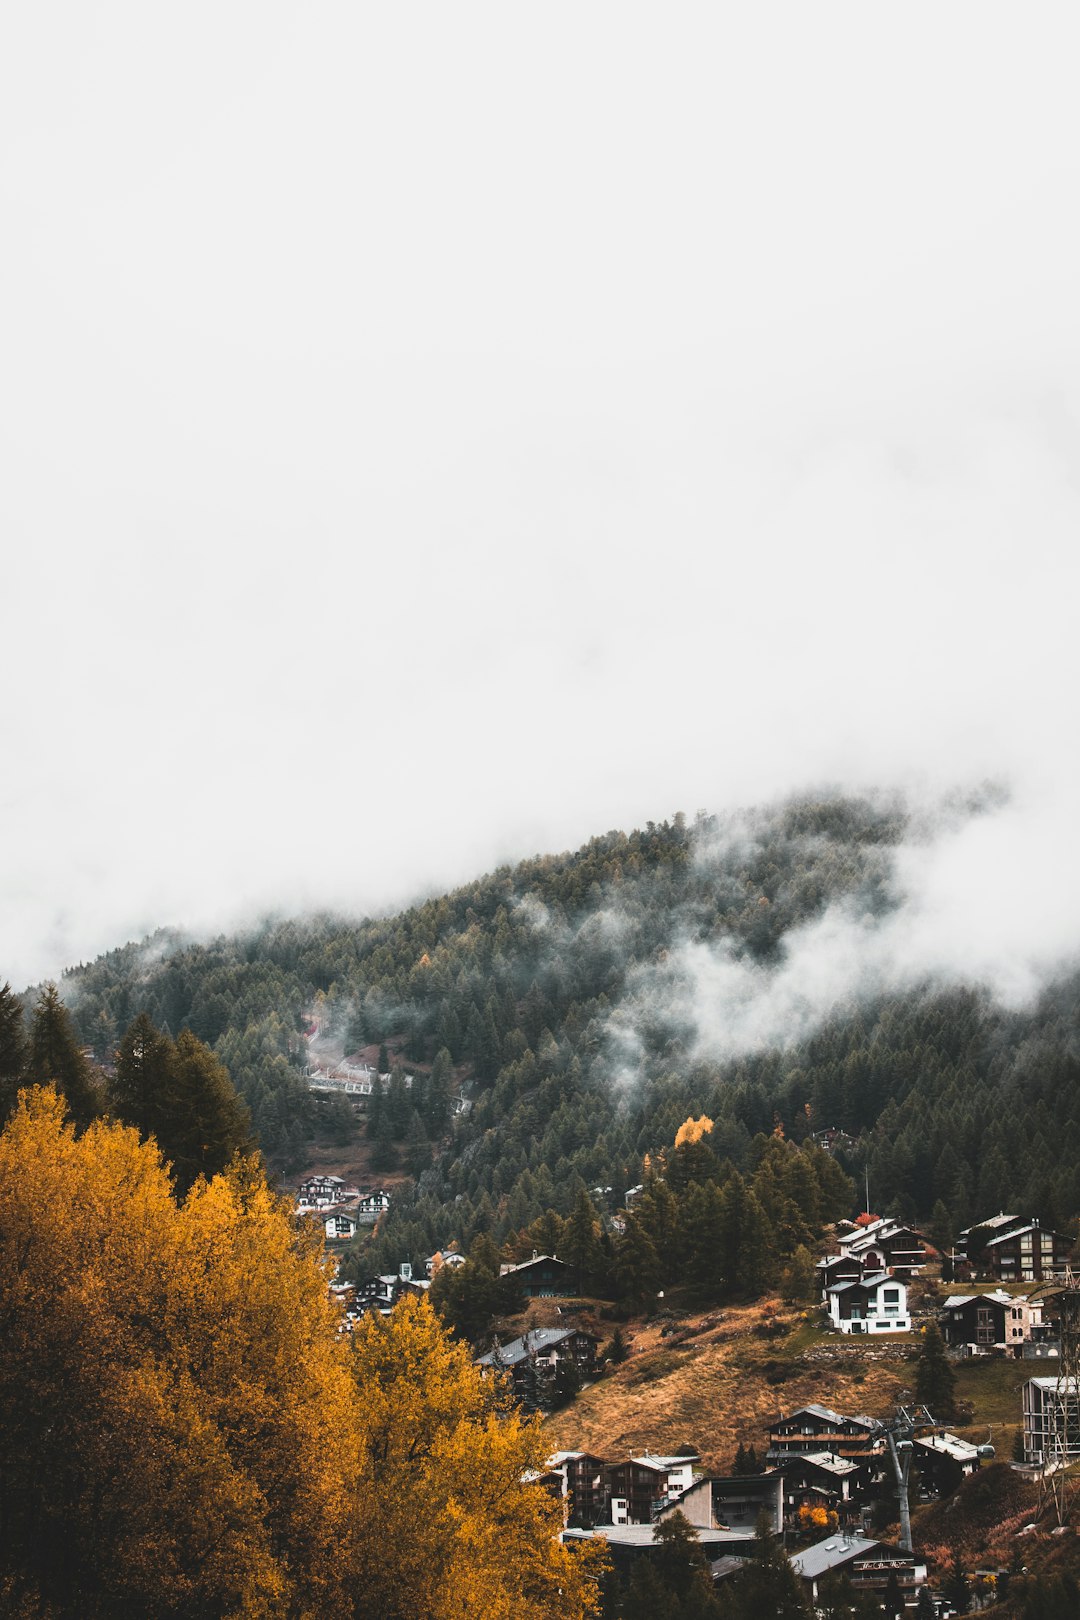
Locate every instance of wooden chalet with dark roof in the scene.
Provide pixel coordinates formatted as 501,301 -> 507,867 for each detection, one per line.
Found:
836,1215 -> 929,1275
767,1405 -> 884,1463
956,1214 -> 1072,1283
939,1289 -> 1044,1354
605,1452 -> 701,1525
476,1326 -> 597,1407
544,1451 -> 608,1528
497,1253 -> 576,1297
771,1450 -> 868,1527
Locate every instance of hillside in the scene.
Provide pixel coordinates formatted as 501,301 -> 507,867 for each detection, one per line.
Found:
24,791 -> 1080,1277
543,1300 -> 915,1470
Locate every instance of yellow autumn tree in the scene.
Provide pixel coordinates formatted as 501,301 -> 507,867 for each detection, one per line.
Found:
0,1087 -> 360,1618
348,1295 -> 605,1620
0,1092 -> 604,1620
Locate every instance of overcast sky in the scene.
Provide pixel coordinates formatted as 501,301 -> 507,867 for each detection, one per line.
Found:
2,4 -> 1079,991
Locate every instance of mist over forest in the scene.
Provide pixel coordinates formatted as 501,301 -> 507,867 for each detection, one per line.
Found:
34,789 -> 1080,1275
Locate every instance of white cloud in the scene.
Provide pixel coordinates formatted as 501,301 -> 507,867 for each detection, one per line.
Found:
2,4 -> 1079,988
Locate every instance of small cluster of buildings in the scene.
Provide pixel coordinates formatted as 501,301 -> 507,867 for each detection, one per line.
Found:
816,1210 -> 1073,1349
295,1174 -> 390,1242
332,1248 -> 474,1329
551,1403 -> 981,1604
305,1061 -> 412,1106
817,1214 -> 928,1335
305,1059 -> 470,1116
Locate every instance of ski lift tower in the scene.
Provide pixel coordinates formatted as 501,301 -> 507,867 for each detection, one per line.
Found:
882,1405 -> 994,1553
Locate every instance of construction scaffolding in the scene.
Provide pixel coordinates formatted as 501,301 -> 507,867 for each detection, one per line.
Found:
1036,1278 -> 1080,1527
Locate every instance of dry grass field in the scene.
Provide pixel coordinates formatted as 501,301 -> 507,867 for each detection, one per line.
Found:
543,1300 -> 918,1471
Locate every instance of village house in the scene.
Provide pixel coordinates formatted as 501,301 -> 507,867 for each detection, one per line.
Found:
543,1452 -> 608,1528
297,1174 -> 354,1207
956,1214 -> 1072,1283
476,1326 -> 598,1407
938,1290 -> 1044,1355
815,1251 -> 865,1297
826,1272 -> 910,1334
562,1522 -> 761,1578
355,1189 -> 390,1222
352,1263 -> 429,1318
790,1534 -> 926,1607
661,1471 -> 783,1536
771,1450 -> 867,1528
323,1208 -> 358,1241
810,1126 -> 856,1156
836,1215 -> 929,1276
912,1432 -> 982,1496
425,1249 -> 467,1279
497,1253 -> 576,1298
767,1406 -> 884,1463
605,1453 -> 701,1525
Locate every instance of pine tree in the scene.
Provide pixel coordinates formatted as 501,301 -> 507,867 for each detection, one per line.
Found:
728,1512 -> 811,1618
427,1046 -> 452,1135
404,1109 -> 431,1177
563,1189 -> 603,1293
167,1027 -> 255,1193
614,1213 -> 661,1307
606,1326 -> 629,1364
914,1322 -> 956,1422
0,982 -> 27,1125
110,1016 -> 253,1196
26,985 -> 101,1129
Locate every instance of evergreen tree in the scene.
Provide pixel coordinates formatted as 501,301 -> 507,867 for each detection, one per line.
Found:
26,985 -> 101,1129
606,1326 -> 629,1364
167,1027 -> 255,1193
110,1011 -> 173,1139
426,1046 -> 452,1135
387,1067 -> 411,1139
723,1513 -> 809,1618
0,981 -> 27,1125
404,1110 -> 431,1178
614,1213 -> 661,1308
914,1322 -> 956,1422
563,1189 -> 604,1293
111,1016 -> 253,1195
942,1553 -> 972,1615
371,1111 -> 398,1172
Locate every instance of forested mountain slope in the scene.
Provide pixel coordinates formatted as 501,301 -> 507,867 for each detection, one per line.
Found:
44,795 -> 1080,1266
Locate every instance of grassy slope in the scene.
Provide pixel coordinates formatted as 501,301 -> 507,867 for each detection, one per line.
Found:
544,1300 -> 916,1472
543,1299 -> 1032,1474
543,1296 -> 1080,1596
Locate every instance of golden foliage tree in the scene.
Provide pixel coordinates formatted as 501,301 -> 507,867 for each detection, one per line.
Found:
349,1295 -> 604,1620
0,1091 -> 603,1620
0,1087 -> 360,1617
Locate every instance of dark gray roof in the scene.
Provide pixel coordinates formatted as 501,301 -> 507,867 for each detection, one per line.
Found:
790,1534 -> 880,1579
826,1271 -> 895,1295
774,1449 -> 860,1477
476,1326 -> 579,1368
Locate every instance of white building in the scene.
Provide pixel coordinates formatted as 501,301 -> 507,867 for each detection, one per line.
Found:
826,1272 -> 910,1335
